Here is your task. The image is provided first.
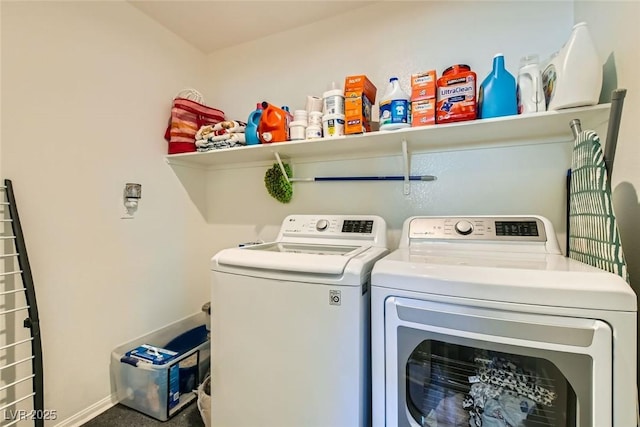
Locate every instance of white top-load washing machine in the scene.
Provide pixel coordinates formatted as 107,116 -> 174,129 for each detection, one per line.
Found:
211,214 -> 388,427
371,215 -> 637,427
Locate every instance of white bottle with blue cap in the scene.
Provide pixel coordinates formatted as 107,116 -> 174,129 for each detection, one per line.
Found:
379,77 -> 410,131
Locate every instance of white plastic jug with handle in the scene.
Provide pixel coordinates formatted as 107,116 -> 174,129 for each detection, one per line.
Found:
542,22 -> 602,110
379,77 -> 410,131
517,54 -> 546,114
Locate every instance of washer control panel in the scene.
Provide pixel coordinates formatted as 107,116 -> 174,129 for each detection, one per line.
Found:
408,216 -> 547,242
278,215 -> 386,245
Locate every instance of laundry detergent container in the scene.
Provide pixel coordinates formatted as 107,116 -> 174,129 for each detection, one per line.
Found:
110,312 -> 210,421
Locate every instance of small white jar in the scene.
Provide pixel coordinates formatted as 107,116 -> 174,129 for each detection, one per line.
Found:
308,111 -> 323,127
322,113 -> 345,137
306,125 -> 322,139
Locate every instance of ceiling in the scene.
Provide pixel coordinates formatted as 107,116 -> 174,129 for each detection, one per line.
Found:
128,1 -> 377,54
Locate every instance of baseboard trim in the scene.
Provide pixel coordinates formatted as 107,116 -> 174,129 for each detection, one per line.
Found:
54,394 -> 118,427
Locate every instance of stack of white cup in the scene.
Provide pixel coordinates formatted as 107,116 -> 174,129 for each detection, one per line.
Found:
289,110 -> 308,141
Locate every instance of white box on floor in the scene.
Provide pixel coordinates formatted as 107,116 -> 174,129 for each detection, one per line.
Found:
110,312 -> 210,421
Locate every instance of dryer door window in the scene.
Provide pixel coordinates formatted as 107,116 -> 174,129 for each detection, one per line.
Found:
384,297 -> 613,427
404,339 -> 576,427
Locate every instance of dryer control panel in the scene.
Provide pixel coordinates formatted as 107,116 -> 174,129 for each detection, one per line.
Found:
407,216 -> 548,242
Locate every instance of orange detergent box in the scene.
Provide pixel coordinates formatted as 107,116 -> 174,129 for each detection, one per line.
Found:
411,99 -> 436,127
344,75 -> 377,134
411,70 -> 437,101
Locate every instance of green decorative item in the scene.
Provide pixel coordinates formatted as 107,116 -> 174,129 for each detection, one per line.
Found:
264,163 -> 293,203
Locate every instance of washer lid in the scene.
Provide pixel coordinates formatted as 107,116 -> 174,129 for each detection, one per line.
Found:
215,242 -> 370,275
372,248 -> 636,311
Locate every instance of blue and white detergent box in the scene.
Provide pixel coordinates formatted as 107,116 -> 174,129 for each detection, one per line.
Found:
123,344 -> 178,365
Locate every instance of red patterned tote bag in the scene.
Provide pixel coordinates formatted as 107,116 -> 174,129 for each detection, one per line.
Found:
165,97 -> 225,154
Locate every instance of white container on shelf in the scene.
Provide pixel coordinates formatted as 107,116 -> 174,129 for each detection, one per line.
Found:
305,95 -> 323,114
517,54 -> 546,114
308,111 -> 323,127
379,77 -> 410,131
542,22 -> 602,110
289,120 -> 307,141
306,125 -> 322,139
322,113 -> 345,137
323,82 -> 345,115
293,110 -> 308,125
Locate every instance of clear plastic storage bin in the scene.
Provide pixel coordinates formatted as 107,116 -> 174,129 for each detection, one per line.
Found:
110,312 -> 210,421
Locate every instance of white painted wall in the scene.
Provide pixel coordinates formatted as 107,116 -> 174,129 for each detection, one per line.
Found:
201,0 -> 640,405
574,0 -> 640,285
201,0 -> 638,288
1,0 -> 638,424
574,0 -> 640,385
202,1 -> 575,244
1,2 -> 211,424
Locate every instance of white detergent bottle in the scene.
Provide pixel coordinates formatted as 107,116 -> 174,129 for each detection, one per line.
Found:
517,54 -> 546,114
542,22 -> 602,110
379,77 -> 410,131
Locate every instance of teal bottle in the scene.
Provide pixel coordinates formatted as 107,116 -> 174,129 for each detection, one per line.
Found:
245,103 -> 263,145
478,54 -> 517,119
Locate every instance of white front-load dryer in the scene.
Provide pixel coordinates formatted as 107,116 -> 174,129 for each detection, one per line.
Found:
211,214 -> 388,427
371,215 -> 636,427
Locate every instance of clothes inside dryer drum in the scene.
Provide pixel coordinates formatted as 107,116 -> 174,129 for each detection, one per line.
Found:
405,340 -> 569,427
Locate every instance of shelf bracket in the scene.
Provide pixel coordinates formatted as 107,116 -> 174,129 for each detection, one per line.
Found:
402,139 -> 410,195
274,152 -> 290,183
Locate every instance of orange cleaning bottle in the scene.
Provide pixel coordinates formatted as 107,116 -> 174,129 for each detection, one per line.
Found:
258,102 -> 291,143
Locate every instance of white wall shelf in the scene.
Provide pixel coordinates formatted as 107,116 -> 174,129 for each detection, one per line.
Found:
165,103 -> 611,170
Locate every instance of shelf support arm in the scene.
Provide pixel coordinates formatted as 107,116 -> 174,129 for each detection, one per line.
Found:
402,139 -> 410,195
274,152 -> 290,183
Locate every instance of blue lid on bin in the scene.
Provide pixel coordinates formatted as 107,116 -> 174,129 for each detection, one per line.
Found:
122,344 -> 178,366
164,325 -> 208,355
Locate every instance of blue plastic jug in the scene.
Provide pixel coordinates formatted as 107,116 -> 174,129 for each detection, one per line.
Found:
478,54 -> 517,119
245,103 -> 263,145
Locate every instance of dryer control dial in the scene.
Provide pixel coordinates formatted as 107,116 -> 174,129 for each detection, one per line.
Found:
316,219 -> 329,231
454,220 -> 474,236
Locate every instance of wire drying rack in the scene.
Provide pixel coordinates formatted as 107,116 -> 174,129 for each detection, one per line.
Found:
1,180 -> 44,427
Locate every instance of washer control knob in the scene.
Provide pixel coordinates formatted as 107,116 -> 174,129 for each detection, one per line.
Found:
316,219 -> 329,231
454,220 -> 473,236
